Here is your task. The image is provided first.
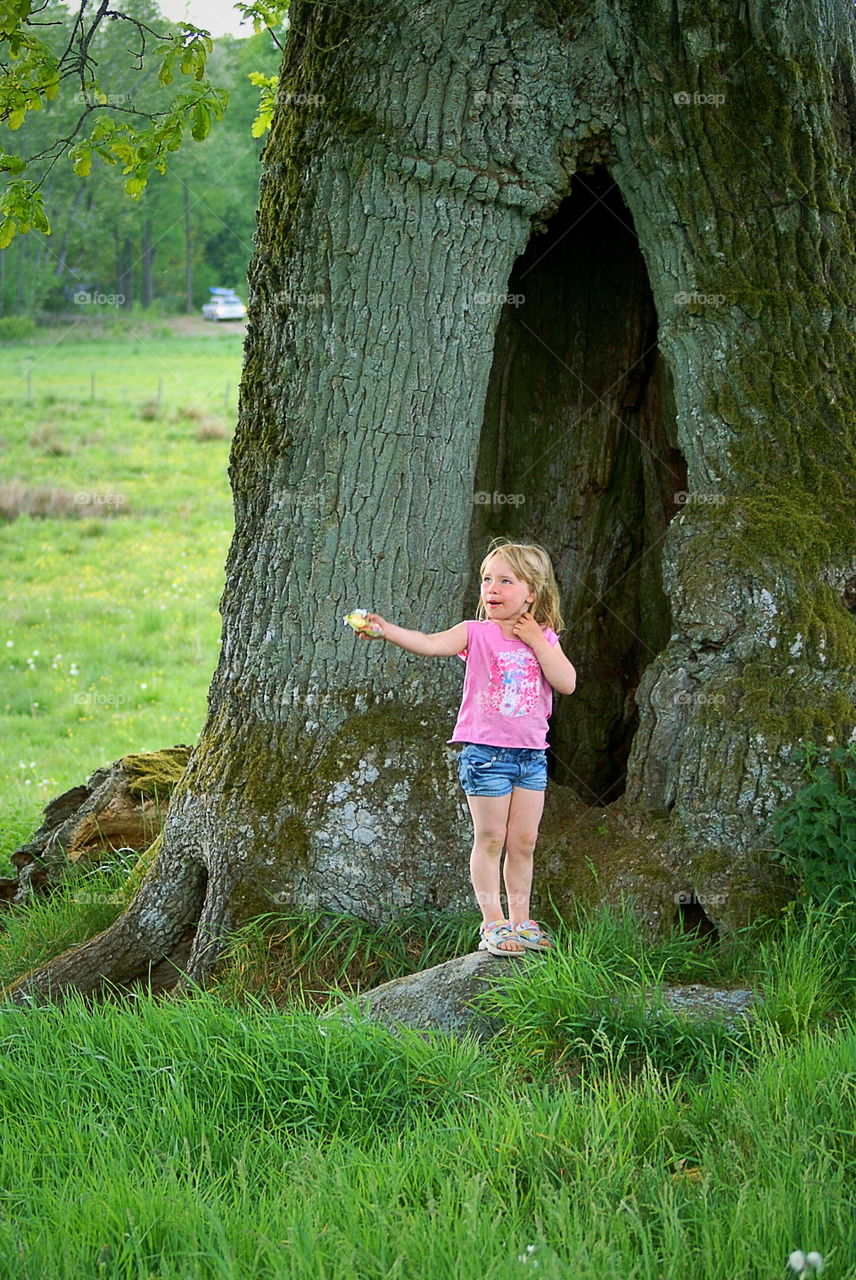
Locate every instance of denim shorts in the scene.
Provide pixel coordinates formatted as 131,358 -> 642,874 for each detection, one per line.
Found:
458,743 -> 548,797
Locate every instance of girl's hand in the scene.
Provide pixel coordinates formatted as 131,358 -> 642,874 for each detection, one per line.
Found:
360,612 -> 386,638
512,611 -> 543,646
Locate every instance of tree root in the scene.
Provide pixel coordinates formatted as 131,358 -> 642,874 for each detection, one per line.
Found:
3,852 -> 206,1005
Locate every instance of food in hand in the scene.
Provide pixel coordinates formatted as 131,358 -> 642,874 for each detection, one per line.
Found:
343,609 -> 383,637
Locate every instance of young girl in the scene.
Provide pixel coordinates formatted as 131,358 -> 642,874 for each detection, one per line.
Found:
357,540 -> 576,957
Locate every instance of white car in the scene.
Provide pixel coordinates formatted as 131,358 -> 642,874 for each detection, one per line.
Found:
202,288 -> 247,321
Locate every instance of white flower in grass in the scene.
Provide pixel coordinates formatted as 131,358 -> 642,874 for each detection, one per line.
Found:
5,640 -> 12,647
788,1252 -> 824,1276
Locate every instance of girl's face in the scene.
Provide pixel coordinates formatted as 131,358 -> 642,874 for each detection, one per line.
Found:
480,556 -> 535,623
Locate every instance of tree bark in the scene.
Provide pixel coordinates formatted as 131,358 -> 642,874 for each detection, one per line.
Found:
7,0 -> 854,1001
183,183 -> 193,314
116,234 -> 134,309
141,218 -> 154,310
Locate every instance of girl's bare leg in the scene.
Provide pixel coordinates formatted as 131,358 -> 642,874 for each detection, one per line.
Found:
503,786 -> 545,926
466,793 -> 525,953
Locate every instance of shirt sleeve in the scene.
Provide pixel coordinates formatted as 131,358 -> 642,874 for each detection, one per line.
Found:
457,620 -> 471,663
452,616 -> 473,660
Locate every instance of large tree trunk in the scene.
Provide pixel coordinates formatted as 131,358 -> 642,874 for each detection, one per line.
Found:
8,0 -> 854,1001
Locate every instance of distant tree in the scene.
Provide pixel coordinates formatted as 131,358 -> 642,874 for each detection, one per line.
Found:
0,0 -> 288,247
0,4 -> 282,311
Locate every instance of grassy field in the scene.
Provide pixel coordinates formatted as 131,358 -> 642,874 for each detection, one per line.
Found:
0,319 -> 853,1280
0,317 -> 242,852
0,896 -> 852,1280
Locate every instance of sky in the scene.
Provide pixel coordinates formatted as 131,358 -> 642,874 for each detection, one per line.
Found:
156,0 -> 259,39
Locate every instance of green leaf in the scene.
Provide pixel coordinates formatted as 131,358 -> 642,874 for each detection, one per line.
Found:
191,102 -> 210,141
72,146 -> 92,177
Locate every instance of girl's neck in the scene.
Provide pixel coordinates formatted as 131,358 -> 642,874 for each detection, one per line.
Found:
491,615 -> 524,638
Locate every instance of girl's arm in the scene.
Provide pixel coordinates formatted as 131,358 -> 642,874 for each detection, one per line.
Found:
532,639 -> 577,695
512,612 -> 577,694
361,615 -> 468,657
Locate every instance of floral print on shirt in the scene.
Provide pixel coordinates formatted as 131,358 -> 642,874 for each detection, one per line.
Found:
479,648 -> 542,717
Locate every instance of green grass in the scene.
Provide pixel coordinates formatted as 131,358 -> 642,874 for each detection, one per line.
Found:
0,853 -> 135,989
0,321 -> 240,839
0,877 -> 852,1277
0,981 -> 851,1279
211,906 -> 483,1006
480,898 -> 855,1084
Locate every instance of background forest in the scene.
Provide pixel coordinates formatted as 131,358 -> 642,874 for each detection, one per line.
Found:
0,0 -> 279,318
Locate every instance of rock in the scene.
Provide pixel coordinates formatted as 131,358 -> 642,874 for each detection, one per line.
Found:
657,983 -> 755,1029
356,950 -> 511,1038
355,953 -> 756,1039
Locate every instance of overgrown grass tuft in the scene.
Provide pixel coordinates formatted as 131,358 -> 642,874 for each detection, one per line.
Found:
0,856 -> 132,988
479,897 -> 855,1082
752,897 -> 856,1033
212,906 -> 482,1005
480,901 -> 750,1081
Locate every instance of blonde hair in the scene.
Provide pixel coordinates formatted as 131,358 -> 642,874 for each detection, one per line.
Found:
477,539 -> 565,633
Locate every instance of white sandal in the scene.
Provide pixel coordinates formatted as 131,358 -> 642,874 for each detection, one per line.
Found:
514,920 -> 554,951
479,919 -> 526,957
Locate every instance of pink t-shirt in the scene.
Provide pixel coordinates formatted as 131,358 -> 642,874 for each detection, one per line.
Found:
448,619 -> 559,750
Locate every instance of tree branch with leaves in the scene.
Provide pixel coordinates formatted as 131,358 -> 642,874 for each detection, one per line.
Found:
0,0 -> 292,245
